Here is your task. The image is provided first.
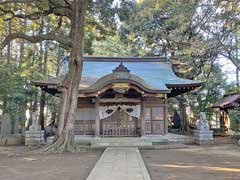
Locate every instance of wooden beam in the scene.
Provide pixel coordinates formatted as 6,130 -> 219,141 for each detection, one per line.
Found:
164,95 -> 168,134
140,97 -> 145,136
99,98 -> 141,103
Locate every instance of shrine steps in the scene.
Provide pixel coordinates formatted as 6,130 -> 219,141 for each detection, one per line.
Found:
91,137 -> 152,147
75,133 -> 192,147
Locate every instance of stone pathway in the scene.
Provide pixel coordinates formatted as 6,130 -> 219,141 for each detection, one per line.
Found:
87,147 -> 151,180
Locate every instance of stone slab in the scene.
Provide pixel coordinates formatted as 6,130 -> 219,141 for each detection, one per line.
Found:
87,147 -> 151,180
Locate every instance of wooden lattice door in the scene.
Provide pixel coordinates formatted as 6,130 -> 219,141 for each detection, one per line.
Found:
101,108 -> 138,136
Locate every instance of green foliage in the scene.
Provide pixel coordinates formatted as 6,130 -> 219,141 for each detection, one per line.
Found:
0,54 -> 40,113
118,0 -> 199,56
115,0 -> 239,126
188,63 -> 227,122
92,35 -> 132,56
0,0 -> 238,133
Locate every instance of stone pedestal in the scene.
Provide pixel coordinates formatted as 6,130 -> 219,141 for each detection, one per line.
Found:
25,130 -> 44,146
194,130 -> 213,145
25,112 -> 45,146
194,112 -> 213,145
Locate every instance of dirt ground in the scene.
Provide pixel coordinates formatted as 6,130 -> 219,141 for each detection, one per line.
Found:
0,146 -> 103,180
0,143 -> 239,180
141,144 -> 240,180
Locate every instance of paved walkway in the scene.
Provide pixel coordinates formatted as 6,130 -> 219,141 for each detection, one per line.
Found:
87,147 -> 151,180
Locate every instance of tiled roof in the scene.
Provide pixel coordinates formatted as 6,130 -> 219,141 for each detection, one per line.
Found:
212,93 -> 240,109
80,61 -> 201,90
33,56 -> 202,96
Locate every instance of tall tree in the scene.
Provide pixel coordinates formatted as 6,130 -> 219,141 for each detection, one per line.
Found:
0,0 -> 88,152
117,0 -> 221,133
0,0 -> 125,152
52,0 -> 87,152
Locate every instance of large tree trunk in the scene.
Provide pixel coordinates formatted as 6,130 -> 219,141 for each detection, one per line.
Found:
39,91 -> 46,130
176,95 -> 190,134
44,0 -> 87,153
2,21 -> 12,114
39,38 -> 49,130
6,21 -> 11,68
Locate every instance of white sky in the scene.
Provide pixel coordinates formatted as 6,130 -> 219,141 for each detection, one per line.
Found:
217,57 -> 236,84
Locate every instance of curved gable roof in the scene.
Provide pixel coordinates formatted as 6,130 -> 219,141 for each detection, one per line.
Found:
33,56 -> 202,97
80,64 -> 170,93
80,60 -> 202,89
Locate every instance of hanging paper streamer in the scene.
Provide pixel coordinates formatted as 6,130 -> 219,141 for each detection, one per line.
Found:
99,105 -> 141,119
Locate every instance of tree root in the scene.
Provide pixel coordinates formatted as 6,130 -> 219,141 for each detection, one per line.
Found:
37,131 -> 84,154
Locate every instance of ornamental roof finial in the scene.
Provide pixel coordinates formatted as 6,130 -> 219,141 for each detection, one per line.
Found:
112,62 -> 130,73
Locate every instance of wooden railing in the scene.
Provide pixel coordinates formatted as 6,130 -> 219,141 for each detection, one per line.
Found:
102,126 -> 138,137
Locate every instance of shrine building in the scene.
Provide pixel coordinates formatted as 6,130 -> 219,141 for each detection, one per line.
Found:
33,57 -> 202,138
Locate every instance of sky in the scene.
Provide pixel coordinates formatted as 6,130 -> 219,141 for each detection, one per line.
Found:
217,57 -> 236,84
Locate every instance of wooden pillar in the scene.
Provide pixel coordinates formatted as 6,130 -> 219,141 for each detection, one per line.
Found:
164,94 -> 168,134
95,97 -> 100,137
140,97 -> 145,136
219,109 -> 225,129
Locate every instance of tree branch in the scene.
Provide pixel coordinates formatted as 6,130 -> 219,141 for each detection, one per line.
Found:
217,36 -> 240,70
63,0 -> 71,7
0,17 -> 71,49
0,7 -> 50,20
220,51 -> 240,70
1,32 -> 71,50
0,12 -> 71,49
0,1 -> 72,20
48,0 -> 71,8
0,0 -> 38,5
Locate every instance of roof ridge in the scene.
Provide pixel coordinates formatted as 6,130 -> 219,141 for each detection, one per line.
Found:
82,56 -> 168,62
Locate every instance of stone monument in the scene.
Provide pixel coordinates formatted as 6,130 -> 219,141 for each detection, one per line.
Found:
0,113 -> 24,145
0,113 -> 12,136
14,117 -> 20,134
194,112 -> 213,145
25,112 -> 45,146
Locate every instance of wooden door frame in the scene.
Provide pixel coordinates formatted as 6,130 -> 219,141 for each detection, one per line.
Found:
100,108 -> 139,137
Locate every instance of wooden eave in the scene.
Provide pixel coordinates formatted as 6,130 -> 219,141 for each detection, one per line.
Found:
166,82 -> 203,88
166,83 -> 202,98
99,98 -> 141,103
79,79 -> 170,97
32,81 -> 60,96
